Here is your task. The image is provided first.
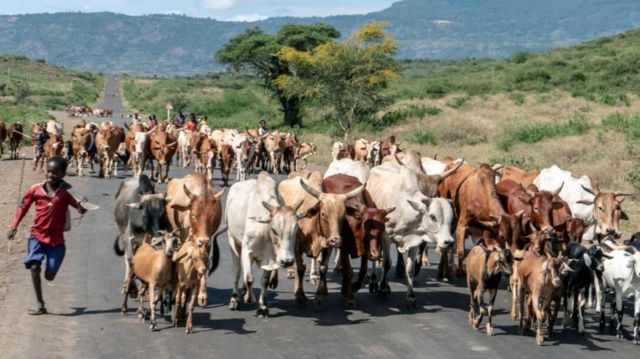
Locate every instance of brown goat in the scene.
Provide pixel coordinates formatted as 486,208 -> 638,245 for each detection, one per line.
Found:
122,231 -> 180,331
466,244 -> 512,336
172,241 -> 210,334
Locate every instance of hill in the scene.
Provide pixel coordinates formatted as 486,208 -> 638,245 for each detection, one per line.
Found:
0,55 -> 104,126
1,0 -> 639,75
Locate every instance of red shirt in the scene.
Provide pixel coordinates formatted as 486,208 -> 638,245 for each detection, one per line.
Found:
10,183 -> 80,246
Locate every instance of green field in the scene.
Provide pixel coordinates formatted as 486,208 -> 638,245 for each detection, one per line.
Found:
0,55 -> 105,128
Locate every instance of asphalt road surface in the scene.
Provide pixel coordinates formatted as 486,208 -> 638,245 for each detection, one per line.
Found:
0,76 -> 636,358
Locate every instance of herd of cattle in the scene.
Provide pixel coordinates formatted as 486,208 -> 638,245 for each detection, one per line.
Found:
2,115 -> 640,346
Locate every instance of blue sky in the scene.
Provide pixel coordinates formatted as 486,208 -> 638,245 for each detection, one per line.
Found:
1,1 -> 397,21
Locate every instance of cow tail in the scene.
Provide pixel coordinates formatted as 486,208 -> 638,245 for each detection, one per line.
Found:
208,230 -> 223,276
114,235 -> 125,256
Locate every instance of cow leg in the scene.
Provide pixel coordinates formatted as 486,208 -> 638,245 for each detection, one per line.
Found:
395,250 -> 405,280
593,275 -> 603,311
634,290 -> 640,345
517,285 -> 526,335
510,266 -> 519,320
454,222 -> 468,277
314,248 -> 330,307
136,285 -> 148,320
333,248 -> 343,275
148,284 -> 158,331
241,250 -> 256,305
197,273 -> 208,307
533,295 -> 544,345
269,151 -> 276,174
615,291 -> 624,339
403,245 -> 419,309
486,288 -> 498,336
468,279 -> 479,328
353,256 -> 368,292
378,239 -> 392,296
309,257 -> 320,285
577,290 -> 587,335
229,242 -> 241,310
185,286 -> 197,334
339,248 -> 355,308
293,250 -> 307,307
172,287 -> 182,327
257,270 -> 270,317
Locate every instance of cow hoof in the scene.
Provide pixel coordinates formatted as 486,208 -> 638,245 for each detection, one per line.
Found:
344,297 -> 356,309
257,308 -> 269,318
599,321 -> 606,332
198,294 -> 207,308
149,322 -> 157,331
536,338 -> 544,346
486,324 -> 494,336
333,267 -> 343,275
229,297 -> 239,311
310,275 -> 320,286
314,295 -> 326,308
286,268 -> 295,279
406,297 -> 417,309
121,307 -> 127,315
617,331 -> 623,339
511,311 -> 518,321
369,282 -> 379,294
379,282 -> 391,295
295,294 -> 307,307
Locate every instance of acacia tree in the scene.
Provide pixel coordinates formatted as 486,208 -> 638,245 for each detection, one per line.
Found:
277,22 -> 399,138
215,24 -> 339,127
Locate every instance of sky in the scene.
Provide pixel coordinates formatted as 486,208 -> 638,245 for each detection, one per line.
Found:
1,0 -> 398,21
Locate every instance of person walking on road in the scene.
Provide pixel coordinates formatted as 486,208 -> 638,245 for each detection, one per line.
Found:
7,157 -> 87,315
33,123 -> 50,172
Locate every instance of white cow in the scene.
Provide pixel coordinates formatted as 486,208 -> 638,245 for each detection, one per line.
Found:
600,240 -> 640,344
534,165 -> 596,241
177,130 -> 194,167
366,162 -> 455,307
421,157 -> 464,175
131,128 -> 155,178
229,132 -> 251,182
219,172 -> 302,317
323,158 -> 370,184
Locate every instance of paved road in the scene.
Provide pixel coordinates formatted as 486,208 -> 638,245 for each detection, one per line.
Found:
0,76 -> 636,358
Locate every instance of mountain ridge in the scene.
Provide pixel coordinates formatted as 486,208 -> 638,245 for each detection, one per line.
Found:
1,0 -> 639,75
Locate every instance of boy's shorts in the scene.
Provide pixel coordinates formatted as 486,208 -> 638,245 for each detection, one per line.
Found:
24,237 -> 66,277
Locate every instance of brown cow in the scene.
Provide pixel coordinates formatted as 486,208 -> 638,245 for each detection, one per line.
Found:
7,123 -> 23,160
149,129 -> 177,183
0,121 -> 6,157
71,126 -> 93,176
44,133 -> 64,163
495,165 -> 540,187
219,143 -> 234,187
322,173 -> 394,307
378,135 -> 400,163
96,122 -> 125,178
336,144 -> 356,160
278,172 -> 364,307
282,132 -> 299,173
172,240 -> 211,334
165,173 -> 224,307
263,131 -> 285,174
194,137 -> 216,181
439,162 -> 521,276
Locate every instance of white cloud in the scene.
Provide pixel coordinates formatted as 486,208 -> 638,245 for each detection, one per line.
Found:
200,0 -> 236,10
229,13 -> 267,22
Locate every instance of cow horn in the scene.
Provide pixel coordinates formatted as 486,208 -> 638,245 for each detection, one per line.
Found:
183,185 -> 195,201
385,206 -> 396,214
139,193 -> 167,202
440,159 -> 464,179
492,164 -> 504,172
394,153 -> 404,166
581,184 -> 597,197
146,127 -> 157,136
300,179 -> 322,199
167,141 -> 177,147
433,153 -> 438,160
292,199 -> 304,212
614,192 -> 633,198
214,188 -> 226,200
552,182 -> 564,196
344,184 -> 365,199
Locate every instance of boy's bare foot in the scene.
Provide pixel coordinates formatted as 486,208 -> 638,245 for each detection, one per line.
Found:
27,307 -> 47,315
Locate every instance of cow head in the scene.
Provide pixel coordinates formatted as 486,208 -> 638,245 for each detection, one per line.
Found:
519,183 -> 565,237
72,127 -> 90,157
184,244 -> 209,276
541,256 -> 573,288
360,206 -> 395,261
487,245 -> 513,277
150,230 -> 181,257
133,128 -> 154,157
478,212 -> 524,253
126,193 -> 171,235
417,159 -> 464,197
404,197 -> 455,251
585,245 -> 606,273
178,185 -> 225,247
300,179 -> 364,248
254,200 -> 304,268
578,184 -> 631,239
150,131 -> 177,165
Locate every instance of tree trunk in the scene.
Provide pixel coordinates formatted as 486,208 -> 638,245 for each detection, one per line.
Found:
280,95 -> 302,127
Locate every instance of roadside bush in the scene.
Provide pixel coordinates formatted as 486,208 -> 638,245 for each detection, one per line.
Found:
497,114 -> 591,150
447,95 -> 470,108
409,130 -> 437,145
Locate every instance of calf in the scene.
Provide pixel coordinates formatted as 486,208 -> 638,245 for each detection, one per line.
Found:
517,254 -> 573,345
172,241 -> 212,334
123,231 -> 180,331
599,240 -> 640,343
466,243 -> 512,336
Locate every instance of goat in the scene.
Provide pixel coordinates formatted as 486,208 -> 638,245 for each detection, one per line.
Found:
172,241 -> 210,334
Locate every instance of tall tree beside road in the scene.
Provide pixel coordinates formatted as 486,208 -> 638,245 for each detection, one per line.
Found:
277,22 -> 400,138
215,24 -> 340,127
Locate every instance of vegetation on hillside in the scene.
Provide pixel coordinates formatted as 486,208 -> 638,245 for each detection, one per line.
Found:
0,55 -> 104,127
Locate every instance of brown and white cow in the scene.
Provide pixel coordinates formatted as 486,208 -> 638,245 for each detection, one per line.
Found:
44,133 -> 64,162
96,122 -> 125,178
166,173 -> 224,307
278,171 -> 364,307
71,125 -> 93,176
264,131 -> 285,174
125,123 -> 155,178
295,142 -> 317,170
149,129 -> 177,183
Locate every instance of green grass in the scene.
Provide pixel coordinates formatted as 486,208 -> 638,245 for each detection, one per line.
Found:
409,130 -> 437,145
497,115 -> 591,150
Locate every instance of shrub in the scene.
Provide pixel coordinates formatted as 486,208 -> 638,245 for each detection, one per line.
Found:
497,115 -> 591,150
511,51 -> 534,64
447,95 -> 470,108
410,130 -> 437,145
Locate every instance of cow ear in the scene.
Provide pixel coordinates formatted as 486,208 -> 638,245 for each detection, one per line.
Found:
621,210 -> 629,221
577,199 -> 594,206
346,206 -> 362,219
214,188 -> 226,200
183,185 -> 195,201
170,204 -> 190,211
249,216 -> 271,224
126,202 -> 142,209
298,202 -> 320,219
262,201 -> 276,214
406,199 -> 423,213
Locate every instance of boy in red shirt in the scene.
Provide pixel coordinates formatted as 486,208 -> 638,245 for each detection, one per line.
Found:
7,157 -> 86,315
